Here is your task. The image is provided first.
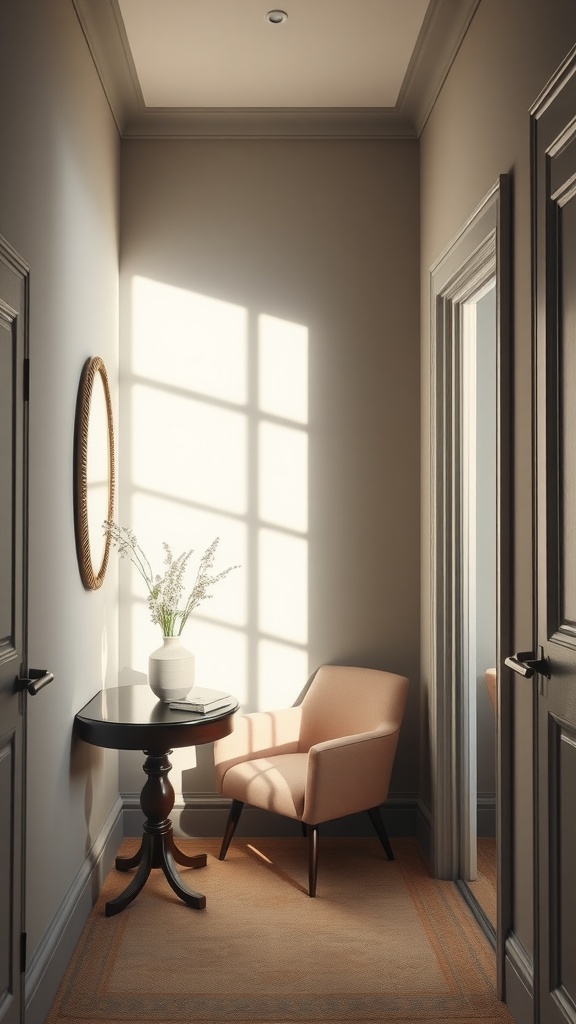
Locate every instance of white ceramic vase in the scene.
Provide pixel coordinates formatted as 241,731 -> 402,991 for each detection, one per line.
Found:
148,636 -> 195,702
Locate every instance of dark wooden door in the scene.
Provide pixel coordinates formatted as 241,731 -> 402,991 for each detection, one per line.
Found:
0,237 -> 29,1024
532,49 -> 576,1024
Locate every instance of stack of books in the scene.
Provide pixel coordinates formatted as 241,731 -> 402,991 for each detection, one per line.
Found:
169,687 -> 234,714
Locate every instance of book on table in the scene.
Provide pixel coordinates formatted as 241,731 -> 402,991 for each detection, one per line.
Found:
168,687 -> 234,713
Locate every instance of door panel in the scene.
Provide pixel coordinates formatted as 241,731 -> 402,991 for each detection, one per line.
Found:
560,197 -> 576,626
532,49 -> 576,1024
0,238 -> 29,1024
0,317 -> 12,640
557,721 -> 576,1001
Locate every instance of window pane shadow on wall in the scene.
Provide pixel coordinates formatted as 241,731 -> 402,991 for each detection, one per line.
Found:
121,275 -> 310,737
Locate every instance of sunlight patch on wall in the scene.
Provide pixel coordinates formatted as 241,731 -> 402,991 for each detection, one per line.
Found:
259,313 -> 308,423
192,620 -> 249,697
132,384 -> 247,515
258,528 -> 308,645
256,312 -> 309,707
126,276 -> 309,713
258,422 -> 308,533
132,276 -> 247,404
258,639 -> 309,711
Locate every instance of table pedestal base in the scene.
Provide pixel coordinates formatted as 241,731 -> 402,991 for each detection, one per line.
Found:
105,750 -> 208,917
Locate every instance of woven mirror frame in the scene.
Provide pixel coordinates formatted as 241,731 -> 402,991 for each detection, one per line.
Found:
73,356 -> 115,590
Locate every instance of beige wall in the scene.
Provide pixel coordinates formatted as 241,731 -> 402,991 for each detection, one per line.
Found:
0,0 -> 120,986
419,0 -> 576,964
119,139 -> 421,803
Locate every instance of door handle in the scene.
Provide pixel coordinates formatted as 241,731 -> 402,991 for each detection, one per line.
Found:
16,668 -> 54,695
505,646 -> 550,679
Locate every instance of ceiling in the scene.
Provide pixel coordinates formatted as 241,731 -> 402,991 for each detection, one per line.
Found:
116,0 -> 430,109
73,0 -> 480,138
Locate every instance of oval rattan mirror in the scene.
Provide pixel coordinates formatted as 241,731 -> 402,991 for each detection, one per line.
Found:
74,356 -> 115,590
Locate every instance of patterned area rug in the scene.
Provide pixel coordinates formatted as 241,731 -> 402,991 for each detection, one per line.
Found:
46,837 -> 512,1024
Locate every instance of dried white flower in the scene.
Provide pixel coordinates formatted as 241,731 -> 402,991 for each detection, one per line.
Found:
104,522 -> 239,637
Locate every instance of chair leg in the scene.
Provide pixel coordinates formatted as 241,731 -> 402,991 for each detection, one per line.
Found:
367,806 -> 394,860
219,799 -> 244,860
307,823 -> 319,897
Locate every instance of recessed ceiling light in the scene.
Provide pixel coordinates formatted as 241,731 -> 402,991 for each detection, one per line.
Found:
266,10 -> 288,24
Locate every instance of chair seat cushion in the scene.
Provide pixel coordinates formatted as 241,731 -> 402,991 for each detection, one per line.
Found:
221,753 -> 308,821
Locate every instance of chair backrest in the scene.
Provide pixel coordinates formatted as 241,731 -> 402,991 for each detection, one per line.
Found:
484,667 -> 497,715
297,664 -> 408,752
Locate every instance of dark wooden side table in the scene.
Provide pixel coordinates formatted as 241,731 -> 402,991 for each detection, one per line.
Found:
74,683 -> 239,917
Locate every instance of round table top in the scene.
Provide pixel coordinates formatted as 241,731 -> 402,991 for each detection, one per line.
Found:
74,683 -> 239,752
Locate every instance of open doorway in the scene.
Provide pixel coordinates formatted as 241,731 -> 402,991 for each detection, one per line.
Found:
429,176 -> 512,993
458,281 -> 497,935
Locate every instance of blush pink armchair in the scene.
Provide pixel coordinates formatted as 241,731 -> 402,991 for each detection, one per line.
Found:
213,664 -> 409,896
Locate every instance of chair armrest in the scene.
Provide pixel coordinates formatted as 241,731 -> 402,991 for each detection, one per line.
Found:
213,706 -> 302,791
303,727 -> 401,824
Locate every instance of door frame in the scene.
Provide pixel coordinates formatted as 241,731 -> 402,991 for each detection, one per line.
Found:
0,233 -> 30,1024
530,44 -> 576,1024
458,277 -> 498,886
429,176 -> 512,995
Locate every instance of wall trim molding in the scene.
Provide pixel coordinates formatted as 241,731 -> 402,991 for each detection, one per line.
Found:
121,791 -> 425,841
72,0 -> 479,140
477,795 -> 496,837
504,932 -> 534,1024
25,798 -> 123,1024
505,932 -> 534,992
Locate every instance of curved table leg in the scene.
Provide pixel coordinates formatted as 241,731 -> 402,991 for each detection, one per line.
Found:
109,749 -> 210,914
168,835 -> 207,870
116,841 -> 144,872
162,843 -> 206,909
106,833 -> 154,916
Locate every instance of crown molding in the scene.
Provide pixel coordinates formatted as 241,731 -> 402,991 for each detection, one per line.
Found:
73,0 -> 142,135
398,0 -> 481,135
122,107 -> 416,141
72,0 -> 479,141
